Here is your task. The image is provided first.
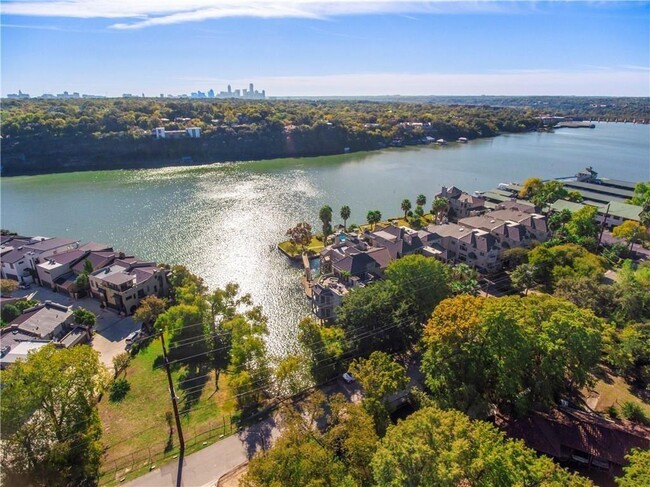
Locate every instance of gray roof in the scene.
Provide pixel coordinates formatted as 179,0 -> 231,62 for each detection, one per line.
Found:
562,180 -> 634,199
10,302 -> 72,339
1,247 -> 31,264
25,237 -> 78,252
79,242 -> 113,252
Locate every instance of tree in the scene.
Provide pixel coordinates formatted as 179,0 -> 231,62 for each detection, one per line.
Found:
366,210 -> 382,230
527,243 -> 605,291
112,351 -> 131,378
1,303 -> 21,323
548,208 -> 572,235
285,222 -> 313,253
350,351 -> 408,435
613,220 -> 648,251
518,177 -> 543,200
431,197 -> 449,224
340,205 -> 351,230
416,194 -> 426,207
567,190 -> 583,202
400,199 -> 412,219
298,317 -> 346,382
617,447 -> 650,487
337,280 -> 419,354
0,278 -> 18,296
134,295 -> 168,328
206,283 -> 253,388
421,295 -> 604,417
447,263 -> 480,296
509,263 -> 537,295
628,181 -> 650,207
74,272 -> 90,295
73,307 -> 96,327
564,205 -> 599,247
554,275 -> 616,318
226,309 -> 271,411
371,407 -> 593,487
319,205 -> 333,238
385,254 -> 450,322
531,180 -> 568,210
0,345 -> 109,486
242,393 -> 369,487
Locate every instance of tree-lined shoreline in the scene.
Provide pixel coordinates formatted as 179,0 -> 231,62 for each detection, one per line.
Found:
3,97 -> 646,177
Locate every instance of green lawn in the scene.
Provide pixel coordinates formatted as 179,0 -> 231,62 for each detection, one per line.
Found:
582,366 -> 650,418
278,236 -> 324,257
98,338 -> 236,484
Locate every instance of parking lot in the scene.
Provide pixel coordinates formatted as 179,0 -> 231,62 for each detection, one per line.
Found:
13,286 -> 140,367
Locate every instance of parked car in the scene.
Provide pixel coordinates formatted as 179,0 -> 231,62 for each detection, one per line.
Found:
342,372 -> 355,384
18,283 -> 30,290
125,330 -> 142,344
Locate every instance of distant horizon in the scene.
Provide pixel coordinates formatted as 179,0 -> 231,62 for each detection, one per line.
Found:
2,1 -> 649,97
4,92 -> 649,100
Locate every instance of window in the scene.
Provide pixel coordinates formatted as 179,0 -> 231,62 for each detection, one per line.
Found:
137,289 -> 145,299
125,295 -> 132,301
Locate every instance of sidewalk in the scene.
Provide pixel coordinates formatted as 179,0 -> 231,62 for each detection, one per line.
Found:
124,417 -> 281,487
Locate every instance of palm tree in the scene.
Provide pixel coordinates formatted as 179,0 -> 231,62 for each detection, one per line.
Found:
319,205 -> 333,237
431,197 -> 449,224
340,205 -> 351,231
401,199 -> 412,219
416,194 -> 427,207
366,210 -> 382,230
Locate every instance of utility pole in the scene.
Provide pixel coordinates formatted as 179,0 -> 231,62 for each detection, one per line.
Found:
161,333 -> 185,455
597,203 -> 611,249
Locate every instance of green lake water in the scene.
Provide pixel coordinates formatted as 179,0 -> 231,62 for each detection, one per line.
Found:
2,122 -> 649,354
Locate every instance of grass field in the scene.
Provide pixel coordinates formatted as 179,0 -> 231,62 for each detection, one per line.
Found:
278,236 -> 324,257
582,366 -> 650,418
98,337 -> 236,481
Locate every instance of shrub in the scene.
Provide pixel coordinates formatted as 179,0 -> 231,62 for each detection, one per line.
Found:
1,304 -> 20,323
606,405 -> 619,419
620,401 -> 649,425
109,378 -> 131,402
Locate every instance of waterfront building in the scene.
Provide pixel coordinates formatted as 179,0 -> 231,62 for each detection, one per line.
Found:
89,259 -> 169,315
0,236 -> 80,284
435,186 -> 486,220
153,127 -> 201,139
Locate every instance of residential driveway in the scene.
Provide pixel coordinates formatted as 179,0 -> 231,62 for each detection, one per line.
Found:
11,286 -> 140,367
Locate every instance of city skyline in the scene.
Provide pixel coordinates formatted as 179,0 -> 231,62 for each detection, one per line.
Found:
1,1 -> 649,97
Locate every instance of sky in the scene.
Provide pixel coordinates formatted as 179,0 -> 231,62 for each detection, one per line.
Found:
1,1 -> 649,97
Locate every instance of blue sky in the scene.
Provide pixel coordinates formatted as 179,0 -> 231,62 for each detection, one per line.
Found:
2,1 -> 649,97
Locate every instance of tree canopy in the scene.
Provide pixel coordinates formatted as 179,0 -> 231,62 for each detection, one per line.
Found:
372,407 -> 593,487
421,294 -> 604,417
0,345 -> 109,486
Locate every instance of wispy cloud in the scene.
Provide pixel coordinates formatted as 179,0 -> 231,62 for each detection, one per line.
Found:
0,0 -> 531,30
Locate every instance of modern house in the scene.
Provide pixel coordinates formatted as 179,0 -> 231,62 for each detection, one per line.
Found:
89,260 -> 169,315
153,127 -> 202,139
36,250 -> 90,289
1,236 -> 80,284
311,276 -> 349,321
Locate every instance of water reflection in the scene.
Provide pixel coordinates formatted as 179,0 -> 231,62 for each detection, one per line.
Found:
2,123 -> 648,355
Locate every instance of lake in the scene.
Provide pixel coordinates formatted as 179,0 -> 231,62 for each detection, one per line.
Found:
2,122 -> 649,355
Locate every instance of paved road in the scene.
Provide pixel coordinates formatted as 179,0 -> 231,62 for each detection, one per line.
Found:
124,379 -> 362,487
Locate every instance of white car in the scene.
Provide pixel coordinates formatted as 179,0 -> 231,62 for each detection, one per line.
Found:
342,372 -> 355,384
125,330 -> 142,344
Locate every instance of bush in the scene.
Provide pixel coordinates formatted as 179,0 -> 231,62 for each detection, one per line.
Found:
620,401 -> 650,425
1,304 -> 20,323
109,378 -> 131,402
606,405 -> 619,419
